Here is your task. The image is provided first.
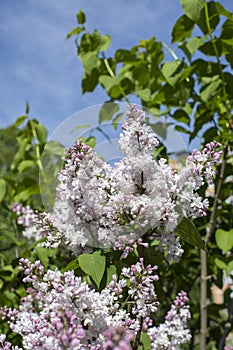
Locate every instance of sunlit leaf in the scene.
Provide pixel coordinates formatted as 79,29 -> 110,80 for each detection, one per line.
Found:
180,0 -> 205,22
215,229 -> 233,253
161,60 -> 184,87
13,115 -> 28,127
78,251 -> 106,288
216,2 -> 233,19
200,78 -> 222,102
66,26 -> 85,39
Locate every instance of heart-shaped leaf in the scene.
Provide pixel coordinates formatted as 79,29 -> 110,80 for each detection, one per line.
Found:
215,229 -> 233,253
78,251 -> 106,288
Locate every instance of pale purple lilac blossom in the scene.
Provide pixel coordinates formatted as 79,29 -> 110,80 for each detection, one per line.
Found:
41,105 -> 221,262
1,258 -> 192,349
12,106 -> 221,263
1,259 -> 129,349
148,291 -> 191,349
11,204 -> 46,242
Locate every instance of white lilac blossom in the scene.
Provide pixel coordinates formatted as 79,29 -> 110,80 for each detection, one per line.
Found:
47,105 -> 221,260
1,259 -> 192,349
12,106 -> 222,263
0,259 -> 130,350
0,258 -> 161,349
11,204 -> 47,242
121,258 -> 159,319
148,291 -> 191,350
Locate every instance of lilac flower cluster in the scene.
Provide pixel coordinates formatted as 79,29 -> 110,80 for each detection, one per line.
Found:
11,204 -> 46,242
1,256 -> 191,349
38,105 -> 220,261
121,258 -> 159,319
2,105 -> 222,349
12,106 -> 222,263
148,291 -> 191,349
1,259 -> 130,350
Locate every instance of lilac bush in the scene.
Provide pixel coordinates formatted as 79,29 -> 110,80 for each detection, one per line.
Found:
1,106 -> 222,349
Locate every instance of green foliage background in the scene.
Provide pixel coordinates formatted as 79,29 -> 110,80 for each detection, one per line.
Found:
0,0 -> 233,348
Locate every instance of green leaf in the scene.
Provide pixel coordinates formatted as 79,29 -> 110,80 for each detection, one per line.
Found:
150,121 -> 172,140
82,136 -> 96,148
136,88 -> 151,102
198,39 -> 222,56
161,60 -> 184,87
11,136 -> 29,170
1,230 -> 24,247
35,246 -> 49,268
197,1 -> 220,34
25,101 -> 30,114
175,125 -> 189,134
98,33 -> 112,52
200,78 -> 222,102
18,160 -> 35,173
226,261 -> 233,276
216,2 -> 233,20
106,265 -> 117,286
0,178 -> 6,202
99,75 -> 116,92
13,184 -> 40,202
112,113 -> 124,130
172,15 -> 194,43
0,265 -> 15,282
63,258 -> 79,272
76,9 -> 86,24
99,102 -> 119,123
80,52 -> 100,75
175,216 -> 205,250
173,109 -> 190,125
78,251 -> 106,288
202,126 -> 217,143
140,332 -> 151,349
215,229 -> 233,253
215,257 -> 227,270
143,246 -> 165,267
180,36 -> 207,60
34,122 -> 47,144
13,115 -> 28,127
180,0 -> 205,22
66,26 -> 85,39
110,84 -> 124,99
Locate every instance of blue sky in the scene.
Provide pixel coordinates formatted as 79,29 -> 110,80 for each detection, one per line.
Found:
0,0 -> 232,137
